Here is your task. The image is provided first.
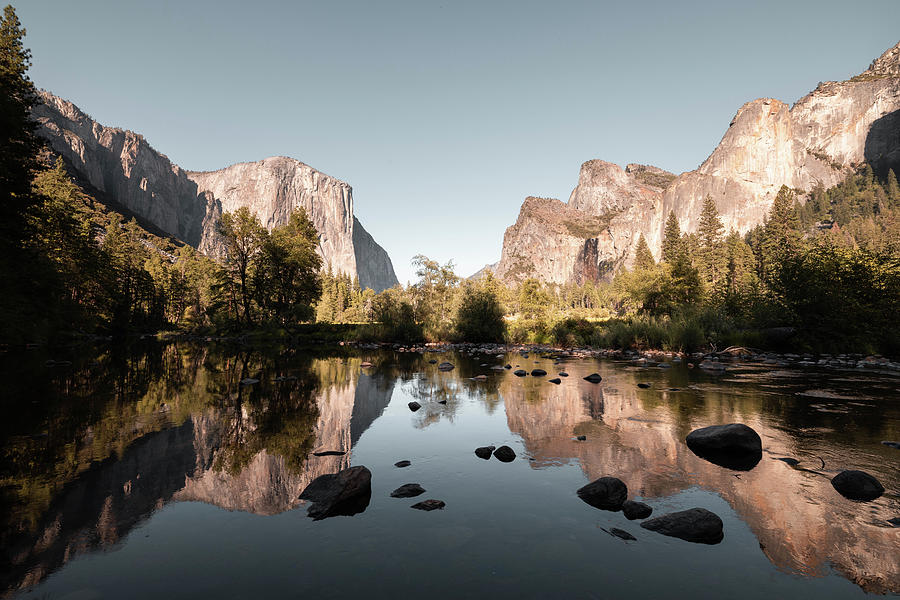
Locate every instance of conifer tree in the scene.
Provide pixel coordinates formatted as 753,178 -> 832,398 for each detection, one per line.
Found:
697,195 -> 726,290
0,5 -> 39,250
633,234 -> 655,270
661,211 -> 682,263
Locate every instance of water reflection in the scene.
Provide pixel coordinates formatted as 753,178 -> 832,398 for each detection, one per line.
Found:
0,344 -> 393,596
0,346 -> 898,597
500,359 -> 900,594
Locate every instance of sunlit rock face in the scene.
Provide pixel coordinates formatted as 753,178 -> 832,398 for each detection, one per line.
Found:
494,41 -> 900,283
501,370 -> 900,594
32,92 -> 398,292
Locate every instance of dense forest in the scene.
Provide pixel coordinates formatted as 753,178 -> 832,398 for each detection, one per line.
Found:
1,6 -> 898,354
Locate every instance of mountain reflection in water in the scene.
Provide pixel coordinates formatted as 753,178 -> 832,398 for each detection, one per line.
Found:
0,345 -> 898,597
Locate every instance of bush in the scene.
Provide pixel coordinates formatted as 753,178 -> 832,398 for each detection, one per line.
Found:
454,285 -> 506,342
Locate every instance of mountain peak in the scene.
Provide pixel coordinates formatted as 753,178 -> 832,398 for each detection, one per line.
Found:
863,40 -> 900,77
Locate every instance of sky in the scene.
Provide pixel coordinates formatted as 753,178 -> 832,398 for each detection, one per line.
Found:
17,0 -> 900,284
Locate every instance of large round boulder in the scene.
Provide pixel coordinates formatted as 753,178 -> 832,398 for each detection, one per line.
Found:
299,465 -> 372,520
576,476 -> 627,511
640,508 -> 724,544
831,470 -> 885,501
622,500 -> 653,520
685,423 -> 762,471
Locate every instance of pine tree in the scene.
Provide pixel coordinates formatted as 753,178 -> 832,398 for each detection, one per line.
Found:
695,195 -> 727,292
633,234 -> 655,270
0,5 -> 40,250
887,169 -> 900,202
661,211 -> 682,263
760,185 -> 802,282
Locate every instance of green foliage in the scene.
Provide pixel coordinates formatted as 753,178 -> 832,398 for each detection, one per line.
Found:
371,287 -> 422,342
633,234 -> 655,270
453,280 -> 506,342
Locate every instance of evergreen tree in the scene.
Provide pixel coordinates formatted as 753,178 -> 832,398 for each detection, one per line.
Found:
697,195 -> 726,290
661,211 -> 682,263
633,234 -> 655,270
0,5 -> 40,250
759,185 -> 802,283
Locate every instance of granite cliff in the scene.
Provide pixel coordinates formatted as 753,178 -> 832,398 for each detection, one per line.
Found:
493,41 -> 900,284
33,92 -> 398,292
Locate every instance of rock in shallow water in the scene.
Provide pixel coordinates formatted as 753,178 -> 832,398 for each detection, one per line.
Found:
312,450 -> 346,457
637,383 -> 651,389
493,445 -> 516,462
604,527 -> 637,541
576,476 -> 627,511
411,499 -> 445,511
408,402 -> 422,412
394,460 -> 411,468
640,508 -> 724,544
583,373 -> 602,383
685,423 -> 762,471
831,470 -> 885,501
437,362 -> 455,371
531,369 -> 547,376
513,369 -> 527,377
475,446 -> 495,460
622,500 -> 653,520
299,466 -> 372,520
391,483 -> 426,498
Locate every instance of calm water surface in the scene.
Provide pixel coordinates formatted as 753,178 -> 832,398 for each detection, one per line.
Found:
1,344 -> 898,599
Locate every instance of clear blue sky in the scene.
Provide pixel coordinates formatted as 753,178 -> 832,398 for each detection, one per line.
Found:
17,0 -> 900,284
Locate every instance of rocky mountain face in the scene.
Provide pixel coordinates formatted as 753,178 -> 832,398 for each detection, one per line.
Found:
493,41 -> 900,284
33,92 -> 398,291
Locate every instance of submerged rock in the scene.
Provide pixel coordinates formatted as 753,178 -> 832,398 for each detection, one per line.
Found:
549,378 -> 562,384
685,423 -> 762,471
531,369 -> 547,376
637,383 -> 651,389
831,470 -> 885,501
640,508 -> 724,544
411,499 -> 445,511
576,435 -> 587,441
299,466 -> 372,520
583,373 -> 602,383
475,446 -> 496,460
408,402 -> 422,412
391,483 -> 426,498
622,500 -> 653,520
558,372 -> 569,377
604,527 -> 637,541
394,460 -> 412,468
513,369 -> 527,377
493,445 -> 516,462
576,476 -> 627,511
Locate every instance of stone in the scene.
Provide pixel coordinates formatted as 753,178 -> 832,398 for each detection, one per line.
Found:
637,383 -> 651,389
513,369 -> 528,377
408,402 -> 422,412
622,500 -> 653,520
531,369 -> 547,376
583,373 -> 602,383
604,527 -> 637,541
475,446 -> 496,459
34,92 -> 398,292
390,484 -> 426,498
428,359 -> 437,364
504,364 -> 512,369
312,450 -> 346,457
438,362 -> 455,371
493,445 -> 517,462
685,423 -> 763,471
411,499 -> 445,511
394,460 -> 412,468
299,466 -> 372,520
559,372 -> 569,377
882,441 -> 900,449
549,378 -> 562,384
640,508 -> 724,544
831,470 -> 885,502
488,44 -> 900,286
576,476 -> 627,511
576,435 -> 587,441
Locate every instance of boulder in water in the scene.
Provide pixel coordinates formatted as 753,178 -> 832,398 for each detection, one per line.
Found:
576,476 -> 627,511
831,470 -> 885,501
299,466 -> 372,520
640,508 -> 724,544
685,423 -> 762,471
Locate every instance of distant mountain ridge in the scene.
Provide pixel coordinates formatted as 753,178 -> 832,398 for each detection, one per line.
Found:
491,40 -> 900,284
33,92 -> 398,292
